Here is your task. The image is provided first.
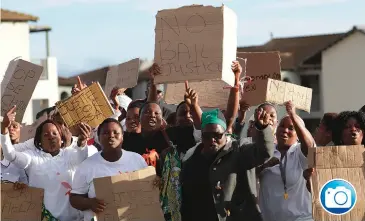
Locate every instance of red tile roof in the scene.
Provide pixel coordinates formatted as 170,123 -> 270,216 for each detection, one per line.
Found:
1,9 -> 38,22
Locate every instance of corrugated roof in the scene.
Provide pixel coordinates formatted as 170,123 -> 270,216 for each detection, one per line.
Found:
1,9 -> 38,22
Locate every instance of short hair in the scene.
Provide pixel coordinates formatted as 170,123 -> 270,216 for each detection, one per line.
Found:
332,111 -> 365,145
321,113 -> 338,132
166,112 -> 177,126
34,119 -> 65,150
127,99 -> 145,111
258,102 -> 277,112
176,101 -> 186,112
139,101 -> 161,117
97,118 -> 123,137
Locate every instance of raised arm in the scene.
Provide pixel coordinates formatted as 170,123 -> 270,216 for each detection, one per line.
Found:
68,123 -> 91,167
1,106 -> 31,169
238,107 -> 275,169
225,61 -> 242,134
285,101 -> 314,156
234,101 -> 250,140
184,81 -> 203,130
147,63 -> 161,102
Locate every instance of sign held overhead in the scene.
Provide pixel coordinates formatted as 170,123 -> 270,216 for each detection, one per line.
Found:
1,58 -> 44,123
154,5 -> 237,86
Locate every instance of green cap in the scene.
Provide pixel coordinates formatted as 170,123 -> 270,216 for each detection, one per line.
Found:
201,109 -> 227,131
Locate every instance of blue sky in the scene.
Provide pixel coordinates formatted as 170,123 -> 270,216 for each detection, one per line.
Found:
2,0 -> 364,77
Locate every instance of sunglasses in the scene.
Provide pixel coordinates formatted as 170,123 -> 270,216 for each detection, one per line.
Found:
202,132 -> 225,140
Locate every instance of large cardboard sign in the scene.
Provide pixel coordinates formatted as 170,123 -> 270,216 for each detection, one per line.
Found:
154,5 -> 237,86
237,52 -> 281,106
94,166 -> 164,221
308,145 -> 365,221
0,184 -> 44,221
104,58 -> 140,97
56,82 -> 114,128
1,58 -> 44,122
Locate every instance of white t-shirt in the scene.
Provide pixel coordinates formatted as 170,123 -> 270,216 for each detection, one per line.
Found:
1,159 -> 28,184
1,134 -> 89,221
71,150 -> 148,221
259,143 -> 313,221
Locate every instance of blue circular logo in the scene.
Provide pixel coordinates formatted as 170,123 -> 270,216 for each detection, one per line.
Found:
319,179 -> 357,215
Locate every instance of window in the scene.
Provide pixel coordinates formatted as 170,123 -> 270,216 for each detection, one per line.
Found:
61,91 -> 69,100
32,99 -> 49,122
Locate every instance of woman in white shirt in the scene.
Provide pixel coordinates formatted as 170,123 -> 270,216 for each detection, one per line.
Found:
70,118 -> 148,221
1,121 -> 28,184
1,106 -> 91,221
258,101 -> 315,221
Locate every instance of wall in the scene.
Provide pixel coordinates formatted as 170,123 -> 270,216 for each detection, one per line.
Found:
22,57 -> 59,123
0,22 -> 30,81
322,31 -> 365,113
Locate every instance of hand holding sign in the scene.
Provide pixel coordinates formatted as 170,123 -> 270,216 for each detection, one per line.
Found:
77,122 -> 92,147
90,198 -> 107,213
231,61 -> 242,85
149,63 -> 162,84
284,100 -> 296,117
2,105 -> 16,128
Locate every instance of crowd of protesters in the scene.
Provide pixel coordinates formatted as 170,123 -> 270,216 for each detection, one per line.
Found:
1,61 -> 364,221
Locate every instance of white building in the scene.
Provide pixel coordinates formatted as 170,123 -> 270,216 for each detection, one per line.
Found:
322,27 -> 365,113
0,9 -> 59,124
238,26 -> 365,132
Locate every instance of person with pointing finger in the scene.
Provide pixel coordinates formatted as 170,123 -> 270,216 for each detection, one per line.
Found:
0,105 -> 92,221
180,106 -> 275,221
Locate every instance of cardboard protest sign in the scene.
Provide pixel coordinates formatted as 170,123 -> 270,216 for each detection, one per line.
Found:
1,58 -> 44,123
0,184 -> 44,221
237,52 -> 281,106
94,166 -> 164,221
104,58 -> 140,97
308,145 -> 365,221
264,78 -> 312,112
19,113 -> 48,142
55,82 -> 114,129
154,5 -> 237,86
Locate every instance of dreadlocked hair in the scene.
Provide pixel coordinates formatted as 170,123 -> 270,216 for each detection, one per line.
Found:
34,119 -> 66,150
332,111 -> 365,145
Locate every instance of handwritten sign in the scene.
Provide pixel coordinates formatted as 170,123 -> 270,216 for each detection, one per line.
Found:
19,113 -> 48,142
55,82 -> 114,128
94,166 -> 164,221
1,59 -> 44,123
265,78 -> 312,112
104,58 -> 140,97
0,184 -> 44,221
237,52 -> 281,106
154,5 -> 237,86
308,145 -> 365,221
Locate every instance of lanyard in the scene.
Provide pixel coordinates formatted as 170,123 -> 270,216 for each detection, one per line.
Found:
279,152 -> 288,200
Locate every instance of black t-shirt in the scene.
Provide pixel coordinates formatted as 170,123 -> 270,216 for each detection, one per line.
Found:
122,126 -> 197,176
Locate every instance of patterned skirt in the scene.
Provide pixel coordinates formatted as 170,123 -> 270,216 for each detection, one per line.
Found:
160,147 -> 182,221
41,204 -> 59,221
